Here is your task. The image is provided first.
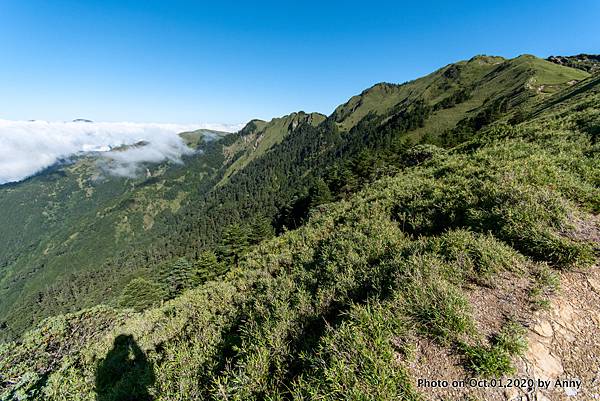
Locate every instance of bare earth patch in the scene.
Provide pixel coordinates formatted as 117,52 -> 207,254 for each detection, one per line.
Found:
563,213 -> 600,245
467,271 -> 532,340
403,264 -> 600,401
514,264 -> 600,400
403,271 -> 534,400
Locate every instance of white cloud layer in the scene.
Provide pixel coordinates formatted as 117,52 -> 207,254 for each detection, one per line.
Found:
0,119 -> 242,184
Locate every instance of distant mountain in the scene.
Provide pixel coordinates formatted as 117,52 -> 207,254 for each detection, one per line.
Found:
219,111 -> 326,183
72,118 -> 94,123
0,129 -> 230,339
547,53 -> 600,74
178,128 -> 231,149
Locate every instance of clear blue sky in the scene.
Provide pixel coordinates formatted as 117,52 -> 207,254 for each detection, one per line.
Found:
1,0 -> 598,124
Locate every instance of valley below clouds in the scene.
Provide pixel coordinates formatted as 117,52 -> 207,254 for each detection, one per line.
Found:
0,119 -> 241,184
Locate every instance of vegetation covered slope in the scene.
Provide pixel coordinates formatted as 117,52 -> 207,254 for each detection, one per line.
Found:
219,111 -> 326,183
0,130 -> 230,340
0,55 -> 592,344
0,58 -> 598,400
331,54 -> 588,132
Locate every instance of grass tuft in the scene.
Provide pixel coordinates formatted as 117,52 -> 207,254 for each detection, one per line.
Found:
461,321 -> 527,377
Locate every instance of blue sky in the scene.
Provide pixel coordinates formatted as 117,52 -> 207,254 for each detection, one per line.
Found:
0,0 -> 598,124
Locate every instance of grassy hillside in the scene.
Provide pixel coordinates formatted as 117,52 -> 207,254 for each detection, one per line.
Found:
0,130 -> 229,340
179,128 -> 230,148
0,67 -> 598,399
219,112 -> 326,184
0,55 -> 593,344
331,55 -> 588,132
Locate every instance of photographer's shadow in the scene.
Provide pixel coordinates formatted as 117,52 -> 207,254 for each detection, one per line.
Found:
95,334 -> 155,401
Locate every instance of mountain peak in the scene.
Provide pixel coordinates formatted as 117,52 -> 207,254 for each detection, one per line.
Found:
467,54 -> 505,65
332,53 -> 588,131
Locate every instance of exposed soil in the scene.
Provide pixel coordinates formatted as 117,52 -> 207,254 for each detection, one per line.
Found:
514,264 -> 600,400
404,265 -> 600,401
404,215 -> 600,400
404,270 -> 535,401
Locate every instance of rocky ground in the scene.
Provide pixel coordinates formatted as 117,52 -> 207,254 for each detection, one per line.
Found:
406,216 -> 600,401
405,264 -> 599,401
515,264 -> 600,400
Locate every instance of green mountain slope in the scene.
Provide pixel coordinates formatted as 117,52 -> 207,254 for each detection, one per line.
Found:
331,54 -> 588,132
0,64 -> 598,400
219,111 -> 326,183
0,55 -> 592,343
0,130 -> 230,340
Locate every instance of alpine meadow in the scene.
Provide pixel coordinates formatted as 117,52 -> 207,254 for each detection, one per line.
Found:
1,2 -> 600,399
1,52 -> 598,400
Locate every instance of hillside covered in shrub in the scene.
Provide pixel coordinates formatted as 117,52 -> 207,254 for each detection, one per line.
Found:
0,56 -> 598,400
0,55 -> 592,343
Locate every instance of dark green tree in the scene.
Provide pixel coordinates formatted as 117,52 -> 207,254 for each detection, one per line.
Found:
249,216 -> 275,244
159,257 -> 195,297
118,277 -> 166,312
219,224 -> 251,265
194,250 -> 227,282
307,178 -> 333,209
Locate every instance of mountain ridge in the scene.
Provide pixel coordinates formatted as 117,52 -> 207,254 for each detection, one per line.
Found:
1,54 -> 598,398
547,53 -> 600,74
0,54 -> 593,345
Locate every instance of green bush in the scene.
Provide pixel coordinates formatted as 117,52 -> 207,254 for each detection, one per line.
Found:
402,270 -> 474,342
119,278 -> 167,311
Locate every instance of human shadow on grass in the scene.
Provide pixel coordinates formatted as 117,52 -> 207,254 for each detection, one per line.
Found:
95,334 -> 155,401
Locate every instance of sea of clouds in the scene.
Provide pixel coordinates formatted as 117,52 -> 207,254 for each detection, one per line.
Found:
0,119 -> 243,184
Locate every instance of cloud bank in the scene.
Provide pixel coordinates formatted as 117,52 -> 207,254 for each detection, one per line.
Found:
0,119 -> 242,184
